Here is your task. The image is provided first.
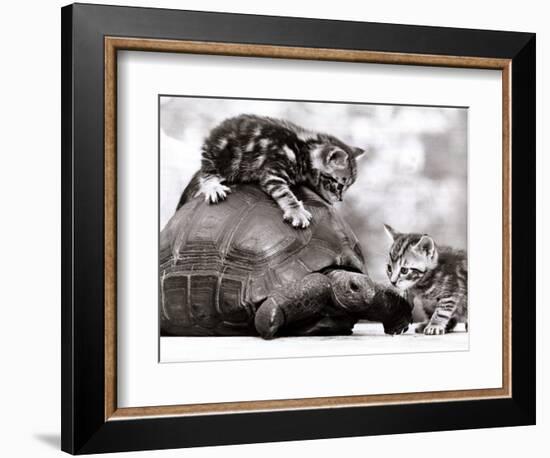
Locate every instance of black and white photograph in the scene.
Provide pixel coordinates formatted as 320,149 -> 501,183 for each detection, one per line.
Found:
159,96 -> 468,360
0,0 -> 542,456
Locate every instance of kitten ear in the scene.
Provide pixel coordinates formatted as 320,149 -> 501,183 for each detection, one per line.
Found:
326,148 -> 348,168
352,147 -> 366,159
383,224 -> 399,242
414,235 -> 436,259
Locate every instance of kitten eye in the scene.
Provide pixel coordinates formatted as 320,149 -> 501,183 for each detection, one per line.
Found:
387,264 -> 392,273
400,267 -> 409,275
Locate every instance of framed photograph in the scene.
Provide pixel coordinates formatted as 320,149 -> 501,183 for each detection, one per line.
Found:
61,3 -> 536,454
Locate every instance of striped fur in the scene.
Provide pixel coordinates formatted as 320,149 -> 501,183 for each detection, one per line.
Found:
179,114 -> 365,228
383,224 -> 468,335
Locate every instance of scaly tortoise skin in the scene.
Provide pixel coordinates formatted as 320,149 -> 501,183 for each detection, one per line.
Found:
160,185 -> 411,338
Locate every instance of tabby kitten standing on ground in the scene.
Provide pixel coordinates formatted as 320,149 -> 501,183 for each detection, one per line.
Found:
177,114 -> 365,228
383,224 -> 468,335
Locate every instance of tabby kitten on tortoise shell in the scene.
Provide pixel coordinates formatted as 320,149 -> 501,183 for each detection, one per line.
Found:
177,114 -> 365,228
383,224 -> 468,335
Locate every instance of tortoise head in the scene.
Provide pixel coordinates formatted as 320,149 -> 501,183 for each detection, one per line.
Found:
327,271 -> 412,334
327,270 -> 376,314
363,287 -> 413,335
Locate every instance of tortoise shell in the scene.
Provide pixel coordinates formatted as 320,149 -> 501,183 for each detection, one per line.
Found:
160,185 -> 365,336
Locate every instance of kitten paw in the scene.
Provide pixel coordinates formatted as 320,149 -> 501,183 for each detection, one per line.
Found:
424,324 -> 446,335
196,179 -> 231,204
283,205 -> 312,228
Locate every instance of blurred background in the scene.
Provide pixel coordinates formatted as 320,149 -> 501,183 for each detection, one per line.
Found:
160,96 -> 467,289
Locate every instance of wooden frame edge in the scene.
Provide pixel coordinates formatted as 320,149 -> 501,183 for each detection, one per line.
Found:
502,61 -> 512,401
103,36 -> 512,421
105,38 -> 117,420
109,388 -> 510,420
105,36 -> 510,69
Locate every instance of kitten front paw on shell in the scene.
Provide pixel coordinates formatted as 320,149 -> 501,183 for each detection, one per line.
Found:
196,181 -> 232,204
283,205 -> 312,229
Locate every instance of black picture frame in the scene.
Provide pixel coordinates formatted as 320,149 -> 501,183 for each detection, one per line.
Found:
61,3 -> 535,454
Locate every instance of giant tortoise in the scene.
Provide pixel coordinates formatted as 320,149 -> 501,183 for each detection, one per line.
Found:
160,185 -> 411,339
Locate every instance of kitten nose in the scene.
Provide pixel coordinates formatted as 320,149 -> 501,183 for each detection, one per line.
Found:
390,280 -> 397,286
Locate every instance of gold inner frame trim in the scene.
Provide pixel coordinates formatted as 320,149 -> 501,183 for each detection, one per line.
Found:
104,36 -> 512,421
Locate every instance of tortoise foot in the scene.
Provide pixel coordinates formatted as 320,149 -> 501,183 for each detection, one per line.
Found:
255,298 -> 285,339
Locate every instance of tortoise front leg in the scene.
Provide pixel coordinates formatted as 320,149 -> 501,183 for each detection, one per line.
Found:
284,315 -> 357,337
254,273 -> 331,339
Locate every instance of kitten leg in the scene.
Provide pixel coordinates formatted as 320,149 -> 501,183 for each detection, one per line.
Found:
195,173 -> 231,204
424,298 -> 457,335
260,174 -> 312,228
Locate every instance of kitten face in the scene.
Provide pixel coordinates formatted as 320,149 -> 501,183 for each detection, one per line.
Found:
383,224 -> 438,291
310,142 -> 364,203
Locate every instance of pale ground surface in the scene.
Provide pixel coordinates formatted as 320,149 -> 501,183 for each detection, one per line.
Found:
161,322 -> 468,363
